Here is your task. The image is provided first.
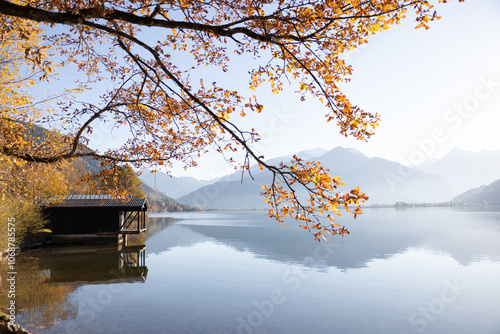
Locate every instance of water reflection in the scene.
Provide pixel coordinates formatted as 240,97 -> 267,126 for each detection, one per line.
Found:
10,208 -> 500,334
0,256 -> 78,330
10,244 -> 148,332
148,208 -> 500,270
37,245 -> 148,284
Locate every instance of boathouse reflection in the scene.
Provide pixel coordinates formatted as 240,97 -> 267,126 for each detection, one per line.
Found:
37,244 -> 148,284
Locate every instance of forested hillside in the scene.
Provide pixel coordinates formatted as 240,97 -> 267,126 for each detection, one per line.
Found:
0,125 -> 197,250
143,184 -> 200,213
451,179 -> 500,206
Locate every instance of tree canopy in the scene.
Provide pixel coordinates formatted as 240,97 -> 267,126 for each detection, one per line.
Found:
0,0 -> 460,240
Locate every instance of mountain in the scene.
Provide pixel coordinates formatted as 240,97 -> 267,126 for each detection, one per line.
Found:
142,184 -> 200,212
252,147 -> 329,168
177,147 -> 458,209
139,148 -> 328,201
451,179 -> 500,205
312,147 -> 458,204
417,148 -> 500,193
139,169 -> 214,199
175,147 -> 333,209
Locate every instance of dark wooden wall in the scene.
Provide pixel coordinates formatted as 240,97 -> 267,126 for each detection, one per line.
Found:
46,207 -> 121,234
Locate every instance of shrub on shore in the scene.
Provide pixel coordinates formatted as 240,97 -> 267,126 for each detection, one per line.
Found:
0,197 -> 47,252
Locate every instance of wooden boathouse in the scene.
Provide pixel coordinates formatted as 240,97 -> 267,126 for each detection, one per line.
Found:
43,195 -> 147,244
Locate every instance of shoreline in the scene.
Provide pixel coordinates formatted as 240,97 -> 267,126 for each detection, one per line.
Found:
0,312 -> 30,334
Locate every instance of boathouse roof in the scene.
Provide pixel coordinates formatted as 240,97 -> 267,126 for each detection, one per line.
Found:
45,195 -> 147,210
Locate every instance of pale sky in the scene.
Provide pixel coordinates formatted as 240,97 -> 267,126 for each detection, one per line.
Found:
36,0 -> 500,180
167,0 -> 500,179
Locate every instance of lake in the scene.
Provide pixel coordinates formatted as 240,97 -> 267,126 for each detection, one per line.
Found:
11,207 -> 500,333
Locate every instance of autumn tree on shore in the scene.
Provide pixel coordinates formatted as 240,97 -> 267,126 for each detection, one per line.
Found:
86,164 -> 146,199
0,18 -> 70,246
0,0 -> 458,240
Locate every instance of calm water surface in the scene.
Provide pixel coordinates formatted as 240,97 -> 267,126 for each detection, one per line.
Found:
12,208 -> 500,333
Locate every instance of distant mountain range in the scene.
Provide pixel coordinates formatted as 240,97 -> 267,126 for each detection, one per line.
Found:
417,148 -> 500,193
140,146 -> 500,209
139,169 -> 214,199
176,147 -> 459,209
138,148 -> 328,201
